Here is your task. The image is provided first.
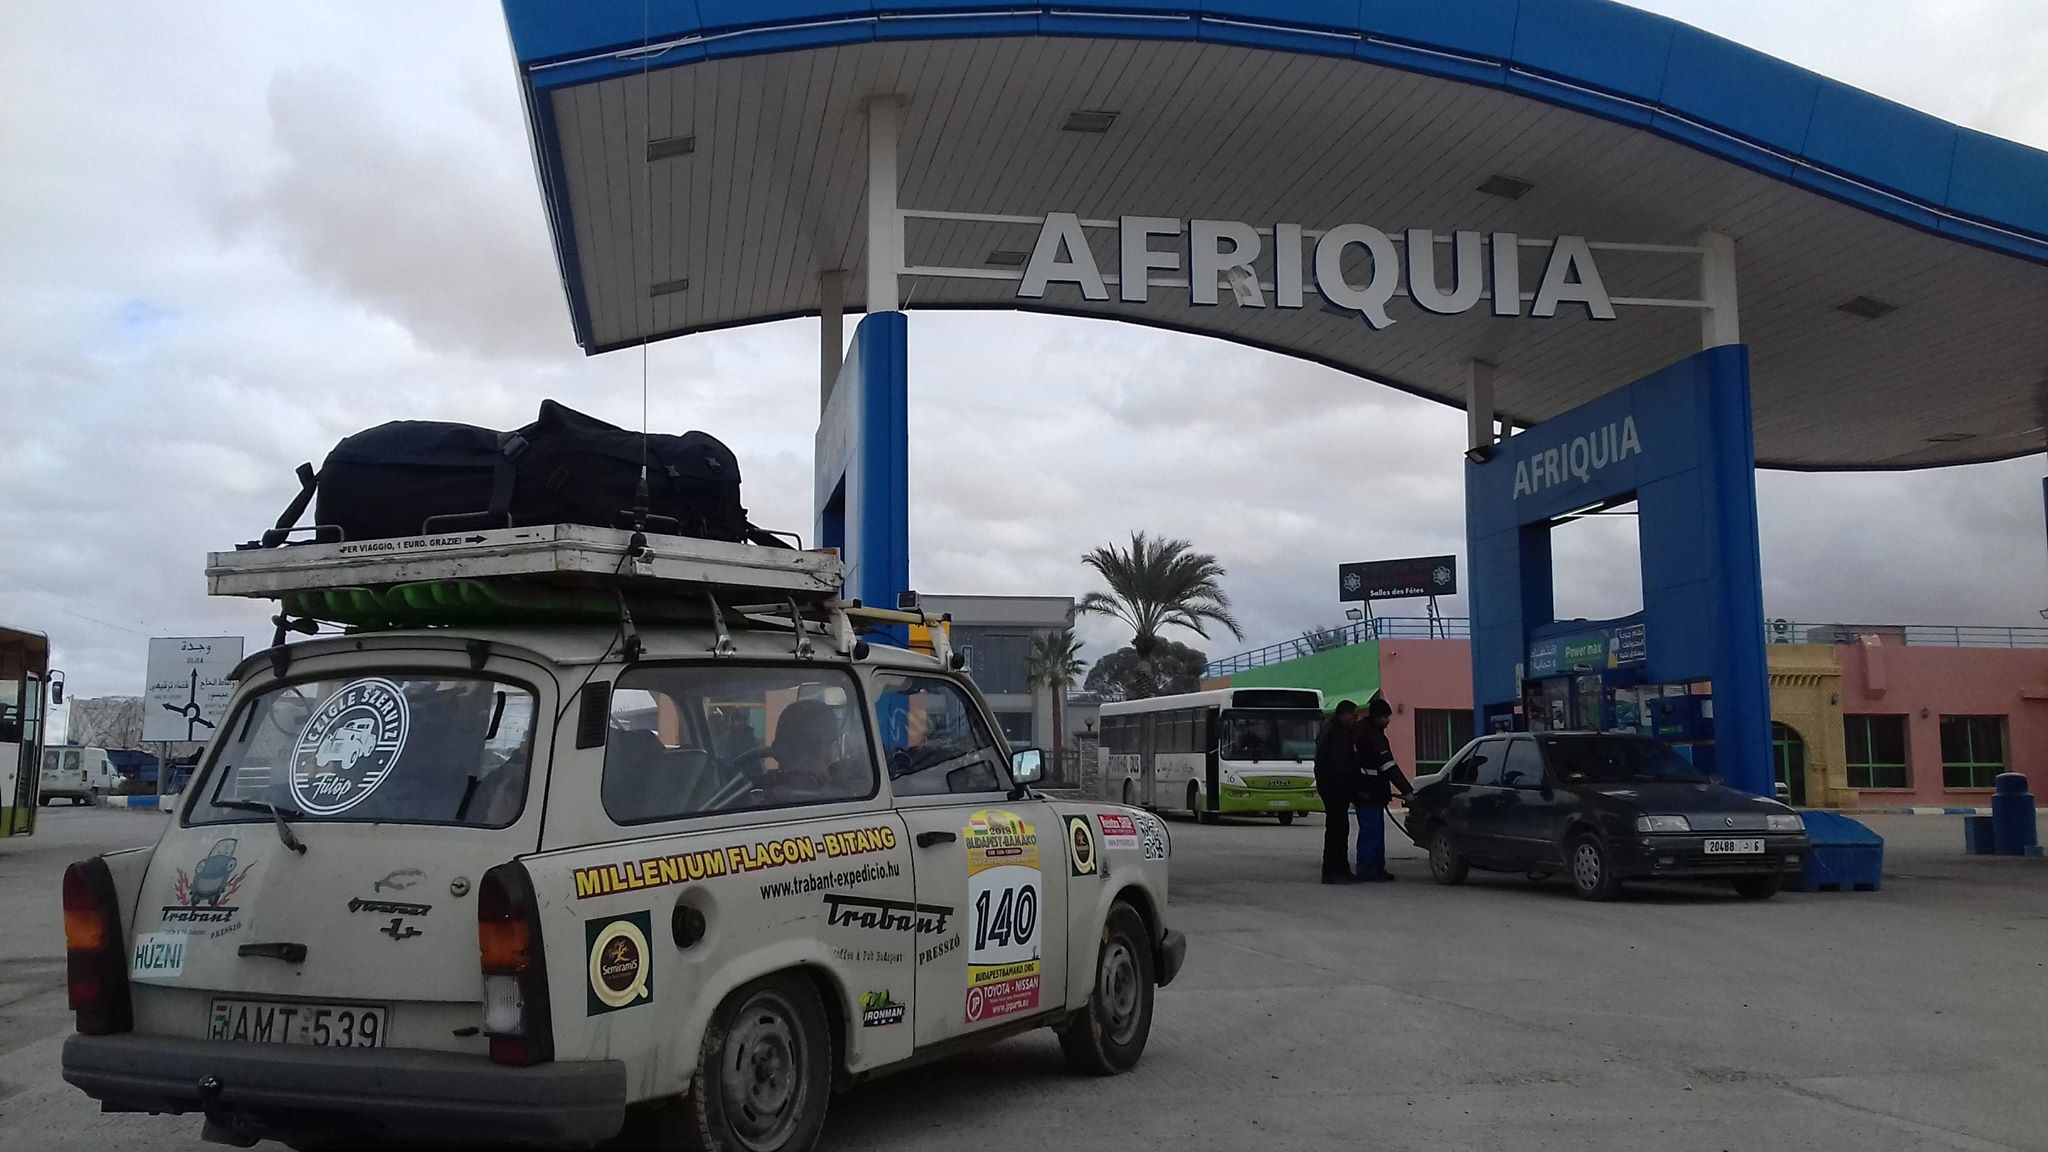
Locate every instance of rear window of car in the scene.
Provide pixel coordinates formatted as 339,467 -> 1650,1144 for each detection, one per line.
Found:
187,674 -> 537,829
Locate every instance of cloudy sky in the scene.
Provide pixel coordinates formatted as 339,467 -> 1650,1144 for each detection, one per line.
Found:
4,1 -> 2046,723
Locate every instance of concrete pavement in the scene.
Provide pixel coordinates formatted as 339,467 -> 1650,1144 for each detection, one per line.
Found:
1,806 -> 2041,1150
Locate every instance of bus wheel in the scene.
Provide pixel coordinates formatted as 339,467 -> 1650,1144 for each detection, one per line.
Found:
1278,813 -> 1295,827
1121,779 -> 1136,807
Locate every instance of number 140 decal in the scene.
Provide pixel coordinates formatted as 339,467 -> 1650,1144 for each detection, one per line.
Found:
972,883 -> 1038,951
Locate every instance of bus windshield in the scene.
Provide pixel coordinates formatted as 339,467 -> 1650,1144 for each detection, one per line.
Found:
1218,709 -> 1321,763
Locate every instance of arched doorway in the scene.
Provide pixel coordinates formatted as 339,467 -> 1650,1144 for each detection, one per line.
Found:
1771,722 -> 1808,807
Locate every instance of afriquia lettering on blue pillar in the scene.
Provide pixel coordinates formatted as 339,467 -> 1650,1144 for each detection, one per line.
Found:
1463,347 -> 1772,796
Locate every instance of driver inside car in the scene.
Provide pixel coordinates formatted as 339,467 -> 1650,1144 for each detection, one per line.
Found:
765,698 -> 863,803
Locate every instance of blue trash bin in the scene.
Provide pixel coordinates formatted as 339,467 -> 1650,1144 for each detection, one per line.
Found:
1990,773 -> 2038,857
1791,811 -> 1884,892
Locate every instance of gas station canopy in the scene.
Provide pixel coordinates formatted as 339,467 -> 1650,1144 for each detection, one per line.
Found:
502,1 -> 2048,470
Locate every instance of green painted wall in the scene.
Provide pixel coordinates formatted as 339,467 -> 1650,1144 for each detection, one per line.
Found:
1230,641 -> 1382,711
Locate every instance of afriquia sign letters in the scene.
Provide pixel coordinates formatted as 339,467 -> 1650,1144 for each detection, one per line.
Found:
1514,416 -> 1642,501
1016,214 -> 1614,328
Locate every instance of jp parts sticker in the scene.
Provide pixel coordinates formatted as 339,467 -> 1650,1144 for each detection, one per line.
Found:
1064,816 -> 1097,877
962,809 -> 1041,1024
585,912 -> 654,1015
290,677 -> 409,816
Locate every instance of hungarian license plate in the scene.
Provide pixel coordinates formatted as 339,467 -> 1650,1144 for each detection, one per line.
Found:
1704,838 -> 1764,855
209,999 -> 387,1048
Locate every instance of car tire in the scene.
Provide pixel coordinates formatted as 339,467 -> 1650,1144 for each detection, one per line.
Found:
1428,825 -> 1469,886
1569,833 -> 1622,902
1278,812 -> 1295,826
1732,874 -> 1783,901
1058,901 -> 1155,1076
663,973 -> 832,1152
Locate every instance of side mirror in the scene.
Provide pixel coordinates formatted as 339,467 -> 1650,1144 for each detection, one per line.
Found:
1009,748 -> 1044,787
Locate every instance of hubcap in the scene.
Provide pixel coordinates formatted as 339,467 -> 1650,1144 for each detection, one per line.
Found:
1573,842 -> 1602,891
719,991 -> 807,1151
1100,940 -> 1142,1046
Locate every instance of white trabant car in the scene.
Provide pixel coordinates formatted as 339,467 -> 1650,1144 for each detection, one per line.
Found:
60,541 -> 1183,1152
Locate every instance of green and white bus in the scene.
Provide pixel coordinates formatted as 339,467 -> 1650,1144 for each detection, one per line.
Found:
1099,687 -> 1324,823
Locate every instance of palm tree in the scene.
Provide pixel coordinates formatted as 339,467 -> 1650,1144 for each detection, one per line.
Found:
1026,629 -> 1087,780
1077,532 -> 1244,696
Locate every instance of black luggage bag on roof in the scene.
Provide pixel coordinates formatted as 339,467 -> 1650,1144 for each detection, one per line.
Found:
297,401 -> 755,544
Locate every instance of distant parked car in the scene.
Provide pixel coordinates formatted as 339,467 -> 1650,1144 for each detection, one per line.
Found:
1403,732 -> 1811,901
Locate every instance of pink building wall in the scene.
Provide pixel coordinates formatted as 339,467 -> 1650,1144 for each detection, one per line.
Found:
1836,640 -> 2048,805
1377,639 -> 1473,774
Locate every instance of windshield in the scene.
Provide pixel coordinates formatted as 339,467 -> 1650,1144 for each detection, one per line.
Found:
1218,709 -> 1321,763
1539,735 -> 1711,784
188,673 -> 537,829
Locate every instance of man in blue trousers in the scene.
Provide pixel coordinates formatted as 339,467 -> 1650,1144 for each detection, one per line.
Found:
1351,695 -> 1414,882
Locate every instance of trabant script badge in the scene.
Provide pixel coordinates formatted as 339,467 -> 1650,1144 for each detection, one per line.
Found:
449,877 -> 471,897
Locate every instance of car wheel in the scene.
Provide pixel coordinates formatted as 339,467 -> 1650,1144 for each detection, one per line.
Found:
664,973 -> 832,1152
38,796 -> 50,807
1058,901 -> 1155,1075
1732,874 -> 1783,901
1277,812 -> 1295,826
1569,834 -> 1622,902
1428,825 -> 1469,886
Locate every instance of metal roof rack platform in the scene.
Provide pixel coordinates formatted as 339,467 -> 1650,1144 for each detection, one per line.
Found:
207,525 -> 842,630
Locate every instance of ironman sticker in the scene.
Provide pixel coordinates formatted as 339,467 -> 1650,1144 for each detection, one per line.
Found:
963,809 -> 1041,1023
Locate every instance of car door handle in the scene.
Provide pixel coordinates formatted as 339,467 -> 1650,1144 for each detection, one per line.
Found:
238,942 -> 308,964
915,831 -> 956,848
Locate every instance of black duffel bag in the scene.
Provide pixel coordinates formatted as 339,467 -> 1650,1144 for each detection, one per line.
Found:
261,401 -> 766,546
509,400 -> 750,543
313,420 -> 520,544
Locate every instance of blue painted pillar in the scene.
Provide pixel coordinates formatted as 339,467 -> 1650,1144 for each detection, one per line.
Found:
1464,346 -> 1772,796
815,312 -> 910,635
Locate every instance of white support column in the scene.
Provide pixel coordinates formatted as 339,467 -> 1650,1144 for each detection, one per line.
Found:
865,97 -> 902,314
819,270 -> 844,412
1698,230 -> 1741,349
1466,359 -> 1497,455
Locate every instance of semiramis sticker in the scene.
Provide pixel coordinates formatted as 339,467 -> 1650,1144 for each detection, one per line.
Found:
962,809 -> 1041,1023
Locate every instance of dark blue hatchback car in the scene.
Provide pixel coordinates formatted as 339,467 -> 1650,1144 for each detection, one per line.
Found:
1402,732 -> 1810,901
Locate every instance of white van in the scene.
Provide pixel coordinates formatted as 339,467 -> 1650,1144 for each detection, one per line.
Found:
59,528 -> 1183,1151
41,745 -> 118,805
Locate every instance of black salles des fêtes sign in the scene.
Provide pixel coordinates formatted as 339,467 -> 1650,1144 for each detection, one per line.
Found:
1337,556 -> 1458,603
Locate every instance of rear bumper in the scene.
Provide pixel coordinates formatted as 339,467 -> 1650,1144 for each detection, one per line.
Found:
1612,834 -> 1811,880
63,1034 -> 626,1148
1217,789 -> 1322,814
1155,928 -> 1188,988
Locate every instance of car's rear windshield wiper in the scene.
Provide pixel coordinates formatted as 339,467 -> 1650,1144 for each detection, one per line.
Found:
215,799 -> 309,856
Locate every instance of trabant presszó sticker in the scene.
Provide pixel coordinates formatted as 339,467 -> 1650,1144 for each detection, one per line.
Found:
572,824 -> 897,899
162,836 -> 253,936
290,677 -> 409,816
962,809 -> 1041,1023
586,912 -> 654,1015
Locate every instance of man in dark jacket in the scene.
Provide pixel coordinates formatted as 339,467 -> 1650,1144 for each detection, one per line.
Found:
1351,695 -> 1414,882
1314,701 -> 1365,883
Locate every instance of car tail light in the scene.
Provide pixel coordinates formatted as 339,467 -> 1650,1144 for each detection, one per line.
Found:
477,862 -> 552,1066
64,858 -> 132,1035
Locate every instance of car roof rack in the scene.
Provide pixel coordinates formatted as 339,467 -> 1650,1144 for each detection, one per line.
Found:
206,524 -> 843,631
